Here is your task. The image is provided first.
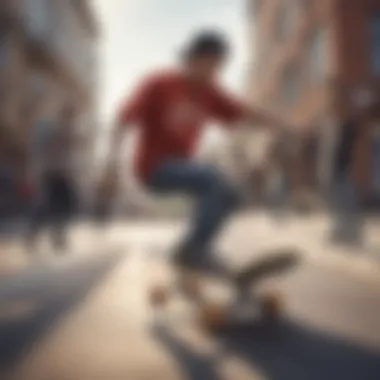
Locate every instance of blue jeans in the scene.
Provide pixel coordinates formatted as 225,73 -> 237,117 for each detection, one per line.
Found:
147,160 -> 242,256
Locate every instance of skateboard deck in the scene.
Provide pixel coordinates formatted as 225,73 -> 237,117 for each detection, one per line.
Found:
148,248 -> 301,332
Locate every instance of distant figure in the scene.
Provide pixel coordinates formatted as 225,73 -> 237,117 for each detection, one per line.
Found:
372,127 -> 380,207
26,105 -> 77,252
330,117 -> 363,246
0,160 -> 14,219
265,134 -> 294,217
94,172 -> 115,225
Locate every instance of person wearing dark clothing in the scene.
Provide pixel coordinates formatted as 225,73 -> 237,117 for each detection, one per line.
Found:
26,106 -> 77,252
334,120 -> 358,178
330,119 -> 363,246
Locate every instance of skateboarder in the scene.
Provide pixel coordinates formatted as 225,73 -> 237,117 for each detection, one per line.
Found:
102,30 -> 296,273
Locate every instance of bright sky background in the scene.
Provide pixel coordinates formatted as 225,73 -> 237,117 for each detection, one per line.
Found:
92,0 -> 248,125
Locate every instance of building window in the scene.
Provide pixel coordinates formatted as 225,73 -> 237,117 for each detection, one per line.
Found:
308,28 -> 327,82
370,14 -> 380,75
280,66 -> 300,106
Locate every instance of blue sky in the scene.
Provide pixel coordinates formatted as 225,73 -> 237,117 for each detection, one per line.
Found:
92,0 -> 248,123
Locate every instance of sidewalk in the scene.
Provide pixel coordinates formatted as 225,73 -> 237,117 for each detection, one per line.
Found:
0,220 -> 120,278
8,214 -> 380,380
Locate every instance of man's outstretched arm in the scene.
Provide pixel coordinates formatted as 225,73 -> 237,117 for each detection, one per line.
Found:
211,86 -> 296,133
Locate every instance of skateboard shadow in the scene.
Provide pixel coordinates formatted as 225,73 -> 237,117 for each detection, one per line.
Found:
151,318 -> 380,380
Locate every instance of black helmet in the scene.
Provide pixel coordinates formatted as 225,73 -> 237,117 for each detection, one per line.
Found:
184,29 -> 230,60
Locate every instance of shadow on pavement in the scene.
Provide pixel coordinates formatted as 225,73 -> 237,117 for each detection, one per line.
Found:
151,324 -> 220,380
0,252 -> 122,375
151,318 -> 380,380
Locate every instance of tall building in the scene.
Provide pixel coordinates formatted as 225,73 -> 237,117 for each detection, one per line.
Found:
248,0 -> 380,202
0,0 -> 100,209
0,0 -> 28,170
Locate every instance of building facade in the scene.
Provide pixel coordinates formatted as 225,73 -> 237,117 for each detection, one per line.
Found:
248,0 -> 380,203
0,1 -> 28,169
0,0 -> 100,211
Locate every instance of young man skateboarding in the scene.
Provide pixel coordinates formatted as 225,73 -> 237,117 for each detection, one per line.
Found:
104,30 -> 294,273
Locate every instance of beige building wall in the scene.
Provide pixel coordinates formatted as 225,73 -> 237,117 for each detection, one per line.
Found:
246,0 -> 380,200
0,0 -> 100,208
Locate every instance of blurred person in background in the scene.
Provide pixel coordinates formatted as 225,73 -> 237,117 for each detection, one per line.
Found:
94,168 -> 115,225
26,104 -> 78,253
372,124 -> 380,208
264,133 -> 300,219
101,30 -> 299,274
0,151 -> 14,221
329,108 -> 371,247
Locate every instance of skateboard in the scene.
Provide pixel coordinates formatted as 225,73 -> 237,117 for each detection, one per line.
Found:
148,248 -> 301,332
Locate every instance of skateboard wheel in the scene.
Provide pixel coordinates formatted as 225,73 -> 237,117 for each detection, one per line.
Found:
149,285 -> 170,308
199,303 -> 229,332
260,292 -> 282,319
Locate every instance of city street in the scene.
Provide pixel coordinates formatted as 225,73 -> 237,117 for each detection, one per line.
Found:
1,213 -> 380,380
2,0 -> 380,379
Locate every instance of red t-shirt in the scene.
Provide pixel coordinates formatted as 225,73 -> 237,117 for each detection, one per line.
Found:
117,70 -> 248,182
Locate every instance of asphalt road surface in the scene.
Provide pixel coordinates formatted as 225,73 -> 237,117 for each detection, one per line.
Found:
1,236 -> 380,380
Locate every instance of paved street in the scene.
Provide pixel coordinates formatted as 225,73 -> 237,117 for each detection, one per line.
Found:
1,214 -> 380,380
